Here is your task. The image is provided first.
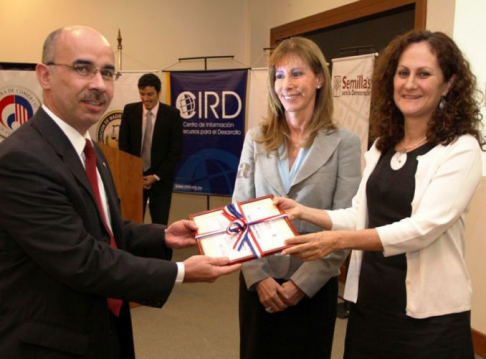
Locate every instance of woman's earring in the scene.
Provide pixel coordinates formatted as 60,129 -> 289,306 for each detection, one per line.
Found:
439,95 -> 446,110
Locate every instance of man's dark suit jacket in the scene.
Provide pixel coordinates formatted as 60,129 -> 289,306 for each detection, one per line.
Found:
0,108 -> 177,359
119,102 -> 183,224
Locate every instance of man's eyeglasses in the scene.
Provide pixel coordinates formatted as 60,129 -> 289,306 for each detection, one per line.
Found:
47,63 -> 117,81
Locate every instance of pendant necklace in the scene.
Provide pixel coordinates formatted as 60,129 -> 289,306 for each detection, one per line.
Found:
390,136 -> 427,171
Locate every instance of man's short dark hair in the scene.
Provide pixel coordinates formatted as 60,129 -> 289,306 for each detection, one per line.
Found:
138,73 -> 161,92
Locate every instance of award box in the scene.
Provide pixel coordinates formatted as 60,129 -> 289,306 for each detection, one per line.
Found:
190,195 -> 298,264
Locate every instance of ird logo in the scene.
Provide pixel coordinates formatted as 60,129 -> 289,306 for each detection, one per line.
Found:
175,91 -> 242,120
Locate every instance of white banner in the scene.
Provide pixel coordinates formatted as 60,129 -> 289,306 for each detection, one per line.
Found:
332,54 -> 376,169
0,70 -> 42,142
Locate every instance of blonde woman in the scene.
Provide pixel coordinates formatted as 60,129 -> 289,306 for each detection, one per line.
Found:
233,37 -> 361,359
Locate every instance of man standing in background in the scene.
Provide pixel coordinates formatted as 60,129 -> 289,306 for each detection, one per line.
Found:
119,74 -> 183,225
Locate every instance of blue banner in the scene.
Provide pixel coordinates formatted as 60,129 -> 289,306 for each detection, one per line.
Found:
169,70 -> 248,196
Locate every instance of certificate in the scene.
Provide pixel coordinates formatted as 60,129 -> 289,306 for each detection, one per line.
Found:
190,195 -> 298,264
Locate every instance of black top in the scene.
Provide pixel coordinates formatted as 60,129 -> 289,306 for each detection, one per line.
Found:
344,142 -> 474,359
358,143 -> 435,313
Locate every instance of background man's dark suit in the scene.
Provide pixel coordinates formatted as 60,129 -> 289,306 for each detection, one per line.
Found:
119,102 -> 183,225
0,108 -> 177,358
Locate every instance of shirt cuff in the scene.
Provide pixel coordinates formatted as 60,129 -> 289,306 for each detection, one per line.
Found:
175,262 -> 185,285
153,174 -> 160,181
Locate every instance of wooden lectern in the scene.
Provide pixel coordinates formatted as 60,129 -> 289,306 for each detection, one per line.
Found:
97,142 -> 143,223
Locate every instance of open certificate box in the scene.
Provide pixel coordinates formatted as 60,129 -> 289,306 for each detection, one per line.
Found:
190,195 -> 298,264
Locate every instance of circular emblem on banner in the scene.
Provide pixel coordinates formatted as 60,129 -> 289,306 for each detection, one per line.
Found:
97,110 -> 122,148
0,86 -> 41,138
175,91 -> 197,119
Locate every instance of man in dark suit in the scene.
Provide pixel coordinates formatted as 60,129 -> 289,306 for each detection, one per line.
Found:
0,26 -> 240,359
119,74 -> 182,225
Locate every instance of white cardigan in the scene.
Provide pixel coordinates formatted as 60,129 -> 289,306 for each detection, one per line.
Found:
329,135 -> 482,318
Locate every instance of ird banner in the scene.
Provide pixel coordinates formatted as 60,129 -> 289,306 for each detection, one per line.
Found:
332,53 -> 375,169
169,70 -> 248,196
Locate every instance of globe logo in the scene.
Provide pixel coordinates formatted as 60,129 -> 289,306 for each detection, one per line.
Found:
176,91 -> 197,119
174,149 -> 239,195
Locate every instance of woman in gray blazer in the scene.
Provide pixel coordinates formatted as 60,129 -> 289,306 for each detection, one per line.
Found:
233,37 -> 361,359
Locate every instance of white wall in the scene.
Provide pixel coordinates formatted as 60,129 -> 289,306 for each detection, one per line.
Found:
267,0 -> 357,28
453,0 -> 486,174
452,0 -> 486,335
0,0 -> 249,71
426,0 -> 456,37
248,0 -> 270,67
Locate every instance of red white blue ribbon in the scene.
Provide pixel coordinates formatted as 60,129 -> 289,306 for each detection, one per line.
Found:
195,203 -> 288,259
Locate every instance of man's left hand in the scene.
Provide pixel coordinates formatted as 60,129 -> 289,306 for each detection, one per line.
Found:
143,175 -> 157,190
165,220 -> 198,249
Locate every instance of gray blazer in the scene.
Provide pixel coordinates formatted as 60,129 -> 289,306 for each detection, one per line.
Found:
233,126 -> 361,297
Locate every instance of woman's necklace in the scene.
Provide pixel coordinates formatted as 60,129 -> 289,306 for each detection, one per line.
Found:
390,136 -> 427,171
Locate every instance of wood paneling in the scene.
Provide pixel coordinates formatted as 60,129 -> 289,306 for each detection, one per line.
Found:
473,328 -> 486,357
98,142 -> 143,223
270,0 -> 427,44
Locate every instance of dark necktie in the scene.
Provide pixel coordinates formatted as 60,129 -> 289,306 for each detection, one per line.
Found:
84,139 -> 123,317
